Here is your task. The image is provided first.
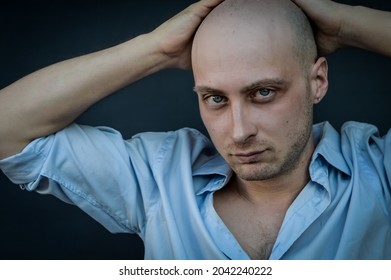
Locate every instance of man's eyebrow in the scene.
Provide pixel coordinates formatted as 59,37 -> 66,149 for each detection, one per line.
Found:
240,78 -> 290,93
193,78 -> 290,95
193,86 -> 224,95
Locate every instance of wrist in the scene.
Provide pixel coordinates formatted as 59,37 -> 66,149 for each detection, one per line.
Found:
133,33 -> 176,71
330,3 -> 353,50
146,26 -> 193,70
338,5 -> 371,50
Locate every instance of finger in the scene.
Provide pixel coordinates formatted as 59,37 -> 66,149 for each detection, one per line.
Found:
188,0 -> 225,18
198,0 -> 225,7
290,0 -> 317,9
290,0 -> 316,14
290,0 -> 304,8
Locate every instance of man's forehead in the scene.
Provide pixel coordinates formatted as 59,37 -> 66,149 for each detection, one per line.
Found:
192,35 -> 299,85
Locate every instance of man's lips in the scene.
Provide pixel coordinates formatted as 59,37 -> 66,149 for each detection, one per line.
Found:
230,150 -> 267,163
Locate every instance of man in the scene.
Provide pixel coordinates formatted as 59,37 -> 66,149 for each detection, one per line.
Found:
0,0 -> 390,259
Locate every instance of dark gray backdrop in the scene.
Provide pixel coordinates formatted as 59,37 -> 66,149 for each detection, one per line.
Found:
1,0 -> 390,259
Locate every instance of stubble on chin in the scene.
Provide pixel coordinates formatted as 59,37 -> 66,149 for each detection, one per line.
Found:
227,121 -> 313,182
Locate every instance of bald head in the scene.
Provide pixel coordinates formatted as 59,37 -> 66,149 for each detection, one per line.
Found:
192,0 -> 317,76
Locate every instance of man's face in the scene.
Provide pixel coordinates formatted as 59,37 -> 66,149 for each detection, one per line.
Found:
193,34 -> 316,182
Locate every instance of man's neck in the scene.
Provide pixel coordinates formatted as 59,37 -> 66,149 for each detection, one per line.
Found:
232,170 -> 308,208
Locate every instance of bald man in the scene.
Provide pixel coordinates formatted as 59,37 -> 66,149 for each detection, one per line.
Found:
0,0 -> 390,259
192,0 -> 325,259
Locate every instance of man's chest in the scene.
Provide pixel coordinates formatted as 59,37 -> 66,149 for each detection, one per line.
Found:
213,193 -> 287,260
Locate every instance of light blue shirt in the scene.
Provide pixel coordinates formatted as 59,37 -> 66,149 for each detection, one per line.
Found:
1,121 -> 390,259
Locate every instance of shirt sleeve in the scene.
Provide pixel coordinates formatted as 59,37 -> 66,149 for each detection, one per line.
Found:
369,126 -> 391,210
342,122 -> 391,217
0,123 -> 160,235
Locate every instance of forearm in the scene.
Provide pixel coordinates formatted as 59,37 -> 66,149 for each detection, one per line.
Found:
0,0 -> 225,159
340,5 -> 391,57
0,33 -> 169,158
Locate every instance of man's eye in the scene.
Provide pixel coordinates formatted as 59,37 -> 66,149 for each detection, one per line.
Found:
253,88 -> 275,101
258,88 -> 273,97
206,95 -> 225,104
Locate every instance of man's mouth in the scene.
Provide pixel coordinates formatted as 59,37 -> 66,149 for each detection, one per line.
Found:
231,150 -> 267,163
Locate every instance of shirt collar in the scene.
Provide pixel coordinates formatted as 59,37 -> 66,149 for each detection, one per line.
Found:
311,121 -> 351,177
193,153 -> 232,195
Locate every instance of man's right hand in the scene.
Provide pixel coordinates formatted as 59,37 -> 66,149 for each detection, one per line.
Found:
150,0 -> 225,70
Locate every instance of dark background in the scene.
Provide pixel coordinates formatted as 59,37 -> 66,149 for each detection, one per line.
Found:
0,0 -> 390,259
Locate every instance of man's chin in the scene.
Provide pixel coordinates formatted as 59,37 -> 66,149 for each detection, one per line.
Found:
232,164 -> 280,181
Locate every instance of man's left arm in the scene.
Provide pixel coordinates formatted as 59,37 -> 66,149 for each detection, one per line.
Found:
292,0 -> 391,57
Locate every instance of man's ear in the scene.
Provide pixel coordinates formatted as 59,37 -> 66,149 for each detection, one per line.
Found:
310,57 -> 329,104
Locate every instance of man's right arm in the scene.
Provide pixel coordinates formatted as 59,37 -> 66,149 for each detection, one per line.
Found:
0,0 -> 224,159
0,34 -> 169,159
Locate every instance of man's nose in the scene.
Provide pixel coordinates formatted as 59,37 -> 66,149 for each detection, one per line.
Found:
230,103 -> 257,143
